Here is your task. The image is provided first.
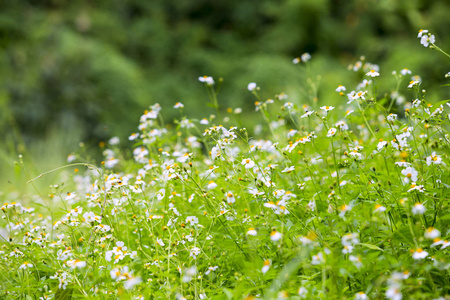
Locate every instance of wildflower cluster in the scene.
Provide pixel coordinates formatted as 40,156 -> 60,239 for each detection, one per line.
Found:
1,31 -> 449,299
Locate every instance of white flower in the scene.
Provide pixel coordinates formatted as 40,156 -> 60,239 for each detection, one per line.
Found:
262,260 -> 271,274
205,266 -> 218,275
124,276 -> 142,290
408,80 -> 420,88
374,204 -> 386,213
198,76 -> 215,85
412,248 -> 428,259
156,238 -> 165,247
248,82 -> 257,91
66,259 -> 86,269
293,57 -> 301,64
109,136 -> 120,145
186,216 -> 199,225
411,203 -> 426,215
342,245 -> 354,254
417,29 -> 428,38
377,140 -> 388,151
401,167 -> 418,183
281,166 -> 295,173
335,121 -> 348,131
387,114 -> 397,122
247,228 -> 257,236
270,230 -> 282,242
225,192 -> 236,204
311,252 -> 324,265
426,152 -> 442,166
298,287 -> 308,298
335,85 -> 346,92
174,102 -> 184,109
424,227 -> 440,239
420,34 -> 435,47
200,118 -> 209,125
327,128 -> 337,137
19,262 -> 33,270
320,105 -> 335,112
65,192 -> 76,201
366,69 -> 380,77
408,184 -> 425,193
386,287 -> 402,300
400,68 -> 412,76
355,292 -> 368,300
300,110 -> 315,118
301,53 -> 311,62
241,158 -> 255,169
190,247 -> 201,259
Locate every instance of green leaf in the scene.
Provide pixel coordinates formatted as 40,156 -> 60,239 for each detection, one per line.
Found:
222,288 -> 233,299
55,287 -> 73,300
359,243 -> 384,251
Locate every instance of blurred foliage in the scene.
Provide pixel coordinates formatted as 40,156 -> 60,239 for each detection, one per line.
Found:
1,0 -> 450,176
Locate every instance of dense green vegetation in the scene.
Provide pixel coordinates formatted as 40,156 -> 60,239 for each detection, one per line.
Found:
1,2 -> 450,298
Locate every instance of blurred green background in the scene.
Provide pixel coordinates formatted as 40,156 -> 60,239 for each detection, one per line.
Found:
1,0 -> 450,191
